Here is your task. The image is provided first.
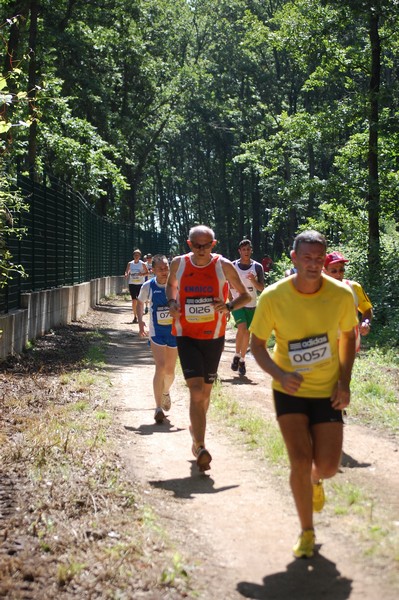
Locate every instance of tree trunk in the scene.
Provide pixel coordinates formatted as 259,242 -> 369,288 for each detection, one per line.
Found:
251,171 -> 261,259
366,9 -> 381,277
238,166 -> 245,241
3,2 -> 30,146
27,0 -> 39,174
3,2 -> 28,73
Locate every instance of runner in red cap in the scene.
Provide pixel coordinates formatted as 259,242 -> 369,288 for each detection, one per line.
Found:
324,251 -> 373,351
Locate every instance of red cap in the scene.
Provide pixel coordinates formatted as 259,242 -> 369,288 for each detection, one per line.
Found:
324,251 -> 349,268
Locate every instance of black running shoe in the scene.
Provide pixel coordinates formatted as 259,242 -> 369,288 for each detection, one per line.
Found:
238,360 -> 246,376
231,355 -> 240,371
195,446 -> 212,472
154,408 -> 165,423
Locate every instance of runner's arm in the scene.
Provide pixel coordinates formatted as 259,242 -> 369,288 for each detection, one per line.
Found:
137,285 -> 149,336
136,300 -> 148,337
220,260 -> 251,312
331,327 -> 356,409
361,307 -> 373,321
250,333 -> 303,394
354,283 -> 373,335
165,257 -> 181,315
359,308 -> 373,335
251,263 -> 265,292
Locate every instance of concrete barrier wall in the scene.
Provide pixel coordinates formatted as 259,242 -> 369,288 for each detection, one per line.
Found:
0,276 -> 126,361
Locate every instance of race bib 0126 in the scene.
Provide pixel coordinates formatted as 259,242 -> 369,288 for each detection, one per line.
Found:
185,296 -> 215,323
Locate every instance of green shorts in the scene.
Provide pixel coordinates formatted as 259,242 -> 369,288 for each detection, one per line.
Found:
232,306 -> 256,328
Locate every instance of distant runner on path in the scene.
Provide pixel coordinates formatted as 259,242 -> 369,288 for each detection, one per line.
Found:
250,230 -> 357,559
137,255 -> 177,424
323,250 -> 373,352
124,249 -> 149,324
229,239 -> 265,377
166,225 -> 250,472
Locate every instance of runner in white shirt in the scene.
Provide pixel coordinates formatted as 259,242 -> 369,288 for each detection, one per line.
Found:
229,239 -> 264,377
124,249 -> 148,324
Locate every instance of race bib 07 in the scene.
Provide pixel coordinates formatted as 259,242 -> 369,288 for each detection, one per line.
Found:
156,306 -> 173,325
185,296 -> 215,323
288,334 -> 331,369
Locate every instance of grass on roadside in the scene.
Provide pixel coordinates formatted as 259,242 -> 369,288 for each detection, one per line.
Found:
329,480 -> 399,565
210,379 -> 288,468
0,332 -> 193,599
83,329 -> 107,368
350,347 -> 399,432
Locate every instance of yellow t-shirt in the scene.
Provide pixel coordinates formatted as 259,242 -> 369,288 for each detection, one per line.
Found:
250,274 -> 358,398
346,280 -> 373,314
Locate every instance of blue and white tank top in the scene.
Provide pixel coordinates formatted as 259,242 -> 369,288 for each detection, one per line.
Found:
138,278 -> 173,337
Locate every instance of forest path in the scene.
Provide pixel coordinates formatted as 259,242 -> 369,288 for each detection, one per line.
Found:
91,298 -> 399,600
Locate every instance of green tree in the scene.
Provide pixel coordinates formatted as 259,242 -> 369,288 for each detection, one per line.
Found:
1,12 -> 29,288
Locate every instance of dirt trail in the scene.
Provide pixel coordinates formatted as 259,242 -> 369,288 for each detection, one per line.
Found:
92,298 -> 399,600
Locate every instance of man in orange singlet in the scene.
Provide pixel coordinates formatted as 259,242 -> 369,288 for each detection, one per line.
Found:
166,225 -> 250,472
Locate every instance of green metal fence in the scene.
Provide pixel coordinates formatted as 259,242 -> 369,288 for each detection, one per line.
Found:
0,172 -> 169,314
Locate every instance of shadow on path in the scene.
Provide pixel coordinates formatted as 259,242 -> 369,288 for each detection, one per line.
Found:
149,463 -> 240,499
341,451 -> 371,469
97,316 -> 154,370
125,418 -> 185,436
220,375 -> 259,386
237,552 -> 352,600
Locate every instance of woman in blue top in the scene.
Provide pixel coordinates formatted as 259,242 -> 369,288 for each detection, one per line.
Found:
137,255 -> 177,423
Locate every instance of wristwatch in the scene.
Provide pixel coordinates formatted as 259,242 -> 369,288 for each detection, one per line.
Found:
225,301 -> 234,312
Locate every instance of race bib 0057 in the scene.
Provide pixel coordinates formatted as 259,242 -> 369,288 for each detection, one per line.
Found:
185,296 -> 215,323
288,334 -> 331,368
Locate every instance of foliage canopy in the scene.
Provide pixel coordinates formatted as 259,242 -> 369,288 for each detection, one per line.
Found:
1,0 -> 399,340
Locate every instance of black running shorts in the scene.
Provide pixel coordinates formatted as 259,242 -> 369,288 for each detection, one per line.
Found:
176,336 -> 225,384
273,390 -> 344,425
128,284 -> 142,299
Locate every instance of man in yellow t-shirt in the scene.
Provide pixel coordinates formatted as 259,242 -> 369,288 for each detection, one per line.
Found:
250,230 -> 357,559
323,251 -> 373,351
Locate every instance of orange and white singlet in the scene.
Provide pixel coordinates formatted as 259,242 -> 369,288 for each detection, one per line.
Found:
172,254 -> 229,339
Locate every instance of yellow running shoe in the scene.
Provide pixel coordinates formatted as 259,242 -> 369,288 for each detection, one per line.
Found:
313,480 -> 325,512
293,529 -> 315,558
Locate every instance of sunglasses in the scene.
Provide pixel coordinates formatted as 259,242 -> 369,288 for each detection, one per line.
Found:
190,241 -> 214,250
329,267 -> 345,273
